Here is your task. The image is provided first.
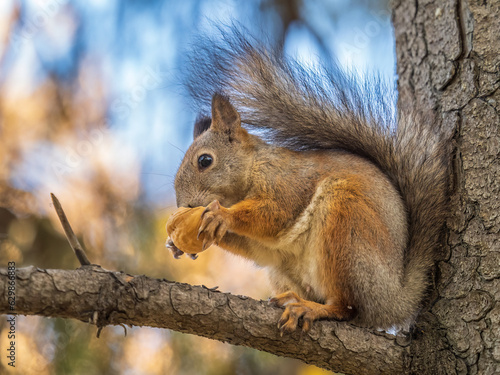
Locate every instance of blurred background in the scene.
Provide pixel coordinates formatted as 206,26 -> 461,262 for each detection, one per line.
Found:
0,0 -> 394,374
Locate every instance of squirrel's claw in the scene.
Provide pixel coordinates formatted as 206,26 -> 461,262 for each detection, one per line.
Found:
166,237 -> 199,260
202,238 -> 213,252
276,302 -> 307,334
166,238 -> 185,259
271,291 -> 357,335
272,291 -> 304,334
198,200 -> 229,248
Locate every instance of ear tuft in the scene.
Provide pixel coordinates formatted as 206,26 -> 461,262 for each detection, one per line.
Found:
193,115 -> 211,139
211,92 -> 241,133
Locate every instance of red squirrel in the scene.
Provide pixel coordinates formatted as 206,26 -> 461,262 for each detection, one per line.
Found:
171,31 -> 450,333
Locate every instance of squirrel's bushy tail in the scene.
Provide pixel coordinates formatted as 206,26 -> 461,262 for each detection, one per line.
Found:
185,28 -> 450,323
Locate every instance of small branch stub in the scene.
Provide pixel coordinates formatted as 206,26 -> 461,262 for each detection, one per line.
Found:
50,193 -> 92,266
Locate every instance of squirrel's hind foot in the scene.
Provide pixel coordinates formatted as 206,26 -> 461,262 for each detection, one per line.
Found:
270,291 -> 356,334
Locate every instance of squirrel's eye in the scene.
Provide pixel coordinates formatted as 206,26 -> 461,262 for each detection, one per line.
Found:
198,154 -> 213,169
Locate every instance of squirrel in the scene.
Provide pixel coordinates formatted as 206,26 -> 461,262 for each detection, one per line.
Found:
173,29 -> 450,333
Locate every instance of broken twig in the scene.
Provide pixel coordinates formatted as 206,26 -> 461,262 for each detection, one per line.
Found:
50,193 -> 92,266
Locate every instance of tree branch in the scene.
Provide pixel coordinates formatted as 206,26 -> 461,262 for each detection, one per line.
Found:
0,266 -> 407,374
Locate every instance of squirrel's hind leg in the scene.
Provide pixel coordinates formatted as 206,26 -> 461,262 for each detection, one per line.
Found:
270,291 -> 356,333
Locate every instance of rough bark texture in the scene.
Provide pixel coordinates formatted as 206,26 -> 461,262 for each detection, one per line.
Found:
393,0 -> 500,373
0,266 -> 406,375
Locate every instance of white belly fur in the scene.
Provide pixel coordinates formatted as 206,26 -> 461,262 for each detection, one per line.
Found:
243,183 -> 330,300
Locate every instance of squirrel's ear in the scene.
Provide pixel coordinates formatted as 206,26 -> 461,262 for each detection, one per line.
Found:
211,93 -> 241,133
193,115 -> 211,139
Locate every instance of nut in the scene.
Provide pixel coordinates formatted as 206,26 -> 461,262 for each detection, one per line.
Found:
166,206 -> 206,254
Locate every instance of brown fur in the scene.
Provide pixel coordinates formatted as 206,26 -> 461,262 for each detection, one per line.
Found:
175,31 -> 450,332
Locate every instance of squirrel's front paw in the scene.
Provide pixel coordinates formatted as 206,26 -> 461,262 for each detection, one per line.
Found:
198,200 -> 229,250
165,237 -> 185,259
166,238 -> 198,260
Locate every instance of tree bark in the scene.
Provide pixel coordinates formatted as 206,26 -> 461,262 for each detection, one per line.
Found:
393,0 -> 500,373
0,266 -> 405,375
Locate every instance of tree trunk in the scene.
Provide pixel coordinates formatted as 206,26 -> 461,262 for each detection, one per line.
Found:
393,0 -> 500,373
